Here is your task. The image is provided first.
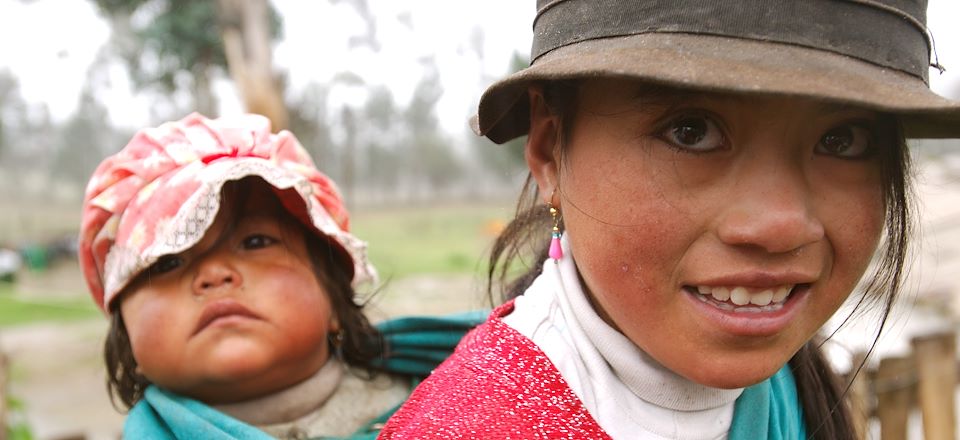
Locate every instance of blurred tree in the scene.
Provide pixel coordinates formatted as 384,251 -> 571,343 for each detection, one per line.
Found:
50,90 -> 113,191
472,52 -> 528,177
340,106 -> 357,204
0,71 -> 59,199
217,0 -> 289,129
287,83 -> 336,172
0,71 -> 23,162
362,86 -> 401,194
90,0 -> 288,130
403,61 -> 462,197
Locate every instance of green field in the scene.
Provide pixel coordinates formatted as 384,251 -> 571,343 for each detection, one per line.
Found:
0,285 -> 100,327
352,202 -> 514,278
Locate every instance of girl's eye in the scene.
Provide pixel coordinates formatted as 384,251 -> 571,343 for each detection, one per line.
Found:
660,115 -> 725,152
815,124 -> 874,159
242,234 -> 278,250
148,255 -> 183,275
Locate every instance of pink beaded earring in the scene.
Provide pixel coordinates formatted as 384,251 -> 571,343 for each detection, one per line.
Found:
549,203 -> 563,263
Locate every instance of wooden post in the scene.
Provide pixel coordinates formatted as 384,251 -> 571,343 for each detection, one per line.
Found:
912,332 -> 957,440
847,351 -> 871,440
876,356 -> 914,440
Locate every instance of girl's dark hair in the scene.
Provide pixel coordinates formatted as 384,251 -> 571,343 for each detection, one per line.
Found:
487,80 -> 913,440
104,177 -> 382,410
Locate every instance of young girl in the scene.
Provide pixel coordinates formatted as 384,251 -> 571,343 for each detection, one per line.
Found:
380,0 -> 960,439
79,113 -> 407,439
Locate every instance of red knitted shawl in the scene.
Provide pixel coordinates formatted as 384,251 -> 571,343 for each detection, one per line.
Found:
378,301 -> 611,439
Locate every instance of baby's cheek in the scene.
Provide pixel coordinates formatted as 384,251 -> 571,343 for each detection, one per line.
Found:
121,296 -> 183,373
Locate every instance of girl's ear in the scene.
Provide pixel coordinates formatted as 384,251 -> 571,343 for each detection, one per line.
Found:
525,85 -> 563,205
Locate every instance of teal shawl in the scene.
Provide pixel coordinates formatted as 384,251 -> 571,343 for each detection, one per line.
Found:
123,311 -> 805,439
123,312 -> 487,439
730,366 -> 807,440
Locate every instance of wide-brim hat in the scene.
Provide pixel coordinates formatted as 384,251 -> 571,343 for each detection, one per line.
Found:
474,0 -> 960,143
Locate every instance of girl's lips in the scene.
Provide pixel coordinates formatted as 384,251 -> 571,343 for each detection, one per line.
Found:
193,299 -> 262,335
683,284 -> 811,337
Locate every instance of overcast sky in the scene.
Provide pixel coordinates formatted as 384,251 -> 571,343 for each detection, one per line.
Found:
0,0 -> 957,134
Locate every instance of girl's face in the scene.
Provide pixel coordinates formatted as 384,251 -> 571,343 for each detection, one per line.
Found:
527,79 -> 887,389
119,182 -> 335,404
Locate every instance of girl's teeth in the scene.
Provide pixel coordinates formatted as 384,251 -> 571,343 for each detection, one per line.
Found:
711,287 -> 730,301
697,284 -> 795,307
729,287 -> 750,305
749,289 -> 774,306
772,286 -> 790,303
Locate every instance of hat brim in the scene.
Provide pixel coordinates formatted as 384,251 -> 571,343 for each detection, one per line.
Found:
475,33 -> 960,142
101,158 -> 377,307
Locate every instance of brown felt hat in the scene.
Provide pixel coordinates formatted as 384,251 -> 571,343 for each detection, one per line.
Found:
473,0 -> 960,142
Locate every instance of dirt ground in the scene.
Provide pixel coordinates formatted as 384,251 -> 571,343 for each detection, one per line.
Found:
1,265 -> 487,440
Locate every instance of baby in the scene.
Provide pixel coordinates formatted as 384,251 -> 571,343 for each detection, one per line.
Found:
79,113 -> 408,439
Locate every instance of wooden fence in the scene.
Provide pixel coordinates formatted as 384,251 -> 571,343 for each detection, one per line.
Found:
849,331 -> 958,440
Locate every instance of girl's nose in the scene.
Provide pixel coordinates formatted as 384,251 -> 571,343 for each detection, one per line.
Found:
192,254 -> 242,295
715,162 -> 825,254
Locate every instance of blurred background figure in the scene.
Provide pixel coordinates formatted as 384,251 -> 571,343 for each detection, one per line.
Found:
0,246 -> 21,284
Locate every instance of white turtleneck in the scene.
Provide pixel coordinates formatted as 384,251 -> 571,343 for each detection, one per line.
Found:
214,359 -> 409,439
502,235 -> 742,440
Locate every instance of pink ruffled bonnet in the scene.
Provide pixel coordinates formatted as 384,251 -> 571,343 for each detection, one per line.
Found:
79,113 -> 376,311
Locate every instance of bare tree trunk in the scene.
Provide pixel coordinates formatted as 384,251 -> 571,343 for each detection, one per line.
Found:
341,108 -> 356,207
192,63 -> 218,117
217,0 -> 289,131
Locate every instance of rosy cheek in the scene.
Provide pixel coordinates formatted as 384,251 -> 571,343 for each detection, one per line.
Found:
121,295 -> 177,365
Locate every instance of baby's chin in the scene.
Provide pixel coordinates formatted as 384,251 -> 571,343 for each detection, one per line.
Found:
167,345 -> 330,404
172,363 -> 327,405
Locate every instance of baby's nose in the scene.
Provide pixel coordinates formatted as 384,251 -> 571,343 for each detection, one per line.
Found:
192,259 -> 242,294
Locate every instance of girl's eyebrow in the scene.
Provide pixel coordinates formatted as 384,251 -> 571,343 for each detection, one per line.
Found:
629,85 -> 695,108
812,102 -> 878,118
629,85 -> 878,121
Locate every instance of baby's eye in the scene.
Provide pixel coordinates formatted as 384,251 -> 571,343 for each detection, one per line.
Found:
242,234 -> 278,250
815,124 -> 874,159
148,255 -> 183,275
660,115 -> 726,153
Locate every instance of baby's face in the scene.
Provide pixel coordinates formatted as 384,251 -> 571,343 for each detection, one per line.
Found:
119,182 -> 335,404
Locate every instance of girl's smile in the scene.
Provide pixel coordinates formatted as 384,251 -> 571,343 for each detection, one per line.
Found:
684,282 -> 811,337
527,78 -> 887,389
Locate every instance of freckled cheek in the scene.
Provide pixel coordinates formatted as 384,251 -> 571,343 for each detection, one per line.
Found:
121,296 -> 188,368
568,207 -> 683,310
563,158 -> 685,292
832,191 -> 886,268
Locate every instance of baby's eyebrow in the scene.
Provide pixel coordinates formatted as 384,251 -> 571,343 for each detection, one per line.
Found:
236,213 -> 281,227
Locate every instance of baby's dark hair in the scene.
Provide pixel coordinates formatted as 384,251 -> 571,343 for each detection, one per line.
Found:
103,178 -> 382,410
